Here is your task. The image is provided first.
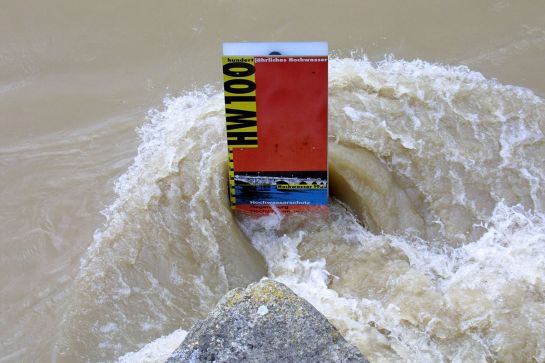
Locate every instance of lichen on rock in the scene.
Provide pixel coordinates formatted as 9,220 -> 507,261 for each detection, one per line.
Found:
167,279 -> 368,363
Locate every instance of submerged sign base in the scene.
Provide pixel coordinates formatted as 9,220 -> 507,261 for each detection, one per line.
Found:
222,42 -> 328,214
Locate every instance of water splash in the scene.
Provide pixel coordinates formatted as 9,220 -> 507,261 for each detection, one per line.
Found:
57,57 -> 545,362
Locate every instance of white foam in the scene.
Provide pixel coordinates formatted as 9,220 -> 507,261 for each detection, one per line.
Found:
239,201 -> 545,362
117,329 -> 188,363
66,56 -> 545,362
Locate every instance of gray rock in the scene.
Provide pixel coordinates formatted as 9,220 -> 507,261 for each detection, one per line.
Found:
167,279 -> 368,363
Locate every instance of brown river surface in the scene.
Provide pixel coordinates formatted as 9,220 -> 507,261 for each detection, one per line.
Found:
1,1 -> 545,362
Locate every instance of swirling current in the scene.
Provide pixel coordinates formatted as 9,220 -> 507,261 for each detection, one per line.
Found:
58,58 -> 545,362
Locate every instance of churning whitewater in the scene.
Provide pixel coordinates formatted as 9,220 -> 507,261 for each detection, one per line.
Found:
57,57 -> 545,363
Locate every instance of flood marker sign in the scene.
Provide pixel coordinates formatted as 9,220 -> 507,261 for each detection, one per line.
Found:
222,42 -> 328,214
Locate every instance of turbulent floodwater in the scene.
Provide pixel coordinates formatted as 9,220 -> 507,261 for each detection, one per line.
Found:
51,58 -> 545,362
3,1 -> 545,362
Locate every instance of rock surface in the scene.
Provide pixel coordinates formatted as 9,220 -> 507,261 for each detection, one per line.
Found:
166,279 -> 368,363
